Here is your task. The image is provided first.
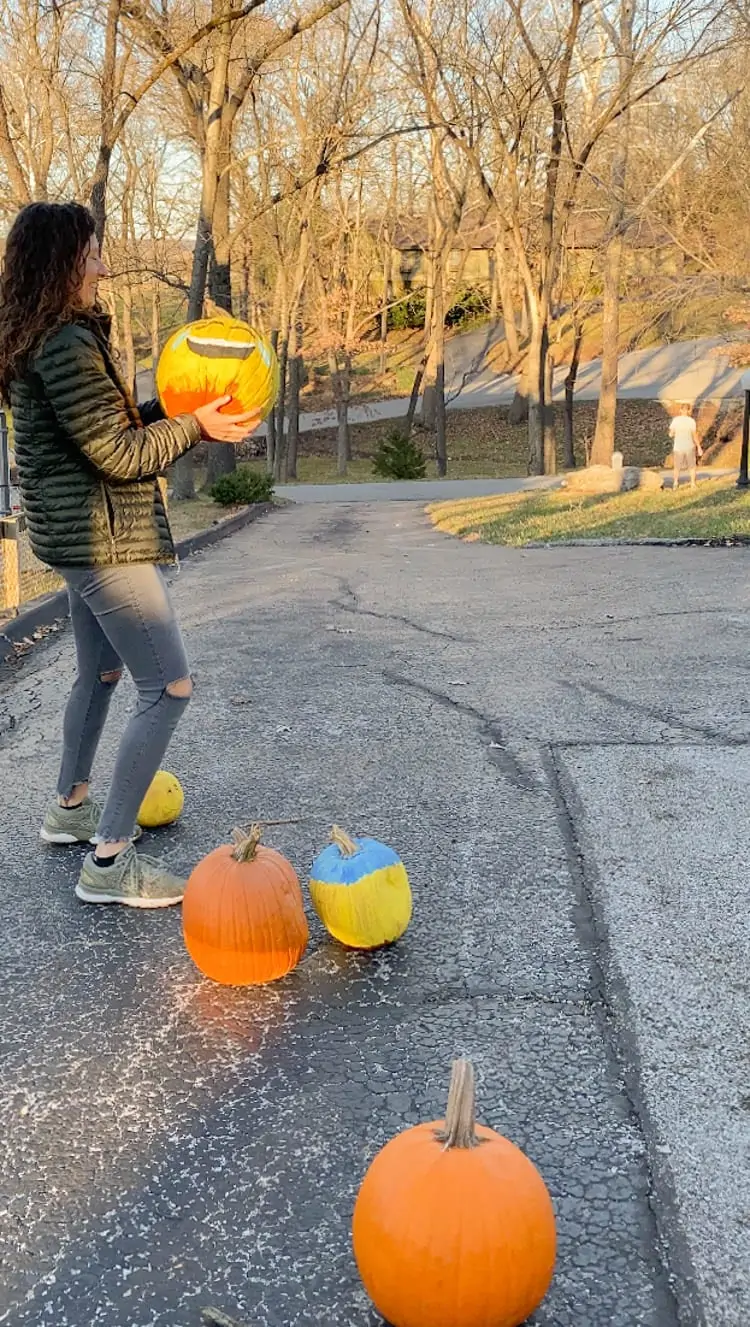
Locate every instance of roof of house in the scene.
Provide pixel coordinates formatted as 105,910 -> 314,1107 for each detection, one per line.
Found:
368,209 -> 672,252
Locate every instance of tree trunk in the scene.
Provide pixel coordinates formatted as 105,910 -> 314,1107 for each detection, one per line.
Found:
563,324 -> 583,468
89,0 -> 121,244
509,341 -> 537,426
508,389 -> 528,426
274,329 -> 290,483
590,0 -> 634,467
520,290 -> 530,342
330,351 -> 350,476
590,230 -> 625,466
266,327 -> 279,475
208,142 -> 232,312
176,9 -> 232,503
490,247 -> 499,321
423,249 -> 435,348
105,289 -> 120,357
380,237 -> 391,375
527,321 -> 545,475
287,320 -> 303,481
435,360 -> 447,477
203,149 -> 236,489
0,87 -> 32,208
422,252 -> 445,472
121,277 -> 136,395
90,145 -> 113,248
494,237 -> 519,358
151,283 -> 161,371
405,357 -> 426,434
543,333 -> 556,476
380,142 -> 398,375
204,439 -> 236,490
169,452 -> 195,500
238,243 -> 250,322
186,3 -> 233,322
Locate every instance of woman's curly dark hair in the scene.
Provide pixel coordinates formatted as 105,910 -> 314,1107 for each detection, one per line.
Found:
0,201 -> 96,402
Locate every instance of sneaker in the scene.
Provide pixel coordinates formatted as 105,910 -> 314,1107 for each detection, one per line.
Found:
40,797 -> 141,846
75,844 -> 186,909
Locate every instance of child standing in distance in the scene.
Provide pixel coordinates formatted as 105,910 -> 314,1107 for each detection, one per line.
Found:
670,402 -> 703,492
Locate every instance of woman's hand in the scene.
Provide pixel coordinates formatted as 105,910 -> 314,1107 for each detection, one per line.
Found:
194,396 -> 262,442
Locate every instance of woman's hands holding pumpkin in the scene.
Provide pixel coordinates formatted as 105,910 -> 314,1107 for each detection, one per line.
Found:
194,395 -> 262,443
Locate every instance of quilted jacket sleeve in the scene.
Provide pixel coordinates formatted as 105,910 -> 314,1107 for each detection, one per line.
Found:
34,325 -> 201,483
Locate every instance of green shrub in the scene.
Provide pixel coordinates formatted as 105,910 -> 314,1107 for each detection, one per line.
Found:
445,286 -> 491,327
210,468 -> 274,507
387,291 -> 427,331
373,428 -> 427,480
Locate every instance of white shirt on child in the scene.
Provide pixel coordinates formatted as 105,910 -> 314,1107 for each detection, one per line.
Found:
670,415 -> 697,453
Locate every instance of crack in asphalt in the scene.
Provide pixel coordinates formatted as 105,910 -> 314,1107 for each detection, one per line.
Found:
555,736 -> 750,749
563,678 -> 727,741
480,604 -> 745,637
381,669 -> 538,792
333,578 -> 468,642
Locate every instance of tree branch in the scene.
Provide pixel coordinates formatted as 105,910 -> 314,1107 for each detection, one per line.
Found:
112,0 -> 269,142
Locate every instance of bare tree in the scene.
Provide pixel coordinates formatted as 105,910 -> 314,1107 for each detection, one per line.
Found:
590,0 -> 636,465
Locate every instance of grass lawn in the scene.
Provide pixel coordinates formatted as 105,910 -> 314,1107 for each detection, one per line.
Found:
168,491 -> 247,540
428,476 -> 750,545
245,456 -> 380,485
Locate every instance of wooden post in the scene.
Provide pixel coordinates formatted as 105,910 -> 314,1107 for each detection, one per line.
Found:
1,516 -> 22,616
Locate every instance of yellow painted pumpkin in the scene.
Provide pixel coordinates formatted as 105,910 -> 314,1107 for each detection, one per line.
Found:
308,826 -> 412,949
156,316 -> 279,422
137,770 -> 184,828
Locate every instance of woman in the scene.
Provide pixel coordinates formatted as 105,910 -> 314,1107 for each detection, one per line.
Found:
0,201 -> 258,908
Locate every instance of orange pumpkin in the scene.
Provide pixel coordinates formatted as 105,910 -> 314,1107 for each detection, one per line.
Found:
156,316 -> 279,422
352,1059 -> 556,1327
182,826 -> 308,985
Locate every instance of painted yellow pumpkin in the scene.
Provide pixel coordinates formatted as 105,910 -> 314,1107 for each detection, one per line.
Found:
156,316 -> 279,422
308,826 -> 412,949
137,770 -> 185,828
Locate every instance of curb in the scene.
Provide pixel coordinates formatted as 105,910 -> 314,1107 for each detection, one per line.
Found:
0,501 -> 276,664
521,535 -> 750,548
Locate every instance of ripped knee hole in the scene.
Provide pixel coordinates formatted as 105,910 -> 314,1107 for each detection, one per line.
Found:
100,669 -> 122,686
166,676 -> 193,700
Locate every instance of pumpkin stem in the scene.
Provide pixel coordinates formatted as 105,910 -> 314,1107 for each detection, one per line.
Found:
231,824 -> 263,862
435,1059 -> 481,1150
331,825 -> 359,857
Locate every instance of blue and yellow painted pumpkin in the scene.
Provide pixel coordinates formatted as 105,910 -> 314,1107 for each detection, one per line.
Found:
308,826 -> 412,950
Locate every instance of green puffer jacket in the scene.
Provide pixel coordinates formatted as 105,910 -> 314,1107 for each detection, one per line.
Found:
10,310 -> 202,568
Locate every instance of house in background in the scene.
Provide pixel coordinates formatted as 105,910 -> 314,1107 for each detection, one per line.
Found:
368,209 -> 681,298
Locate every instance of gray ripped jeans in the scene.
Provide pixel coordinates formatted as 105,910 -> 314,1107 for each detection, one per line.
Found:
56,564 -> 191,843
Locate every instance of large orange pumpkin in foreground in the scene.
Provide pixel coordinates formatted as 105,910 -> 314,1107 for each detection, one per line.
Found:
156,316 -> 279,422
352,1059 -> 556,1327
182,826 -> 308,985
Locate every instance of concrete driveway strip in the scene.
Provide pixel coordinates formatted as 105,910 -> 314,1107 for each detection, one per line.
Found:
554,744 -> 750,1327
1,501 -> 748,1325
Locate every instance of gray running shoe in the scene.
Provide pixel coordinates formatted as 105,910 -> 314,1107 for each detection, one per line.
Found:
41,797 -> 103,845
40,797 -> 141,845
76,845 -> 185,909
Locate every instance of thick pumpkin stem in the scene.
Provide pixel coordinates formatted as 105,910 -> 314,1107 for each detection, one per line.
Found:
435,1059 -> 481,1150
331,825 -> 359,857
231,824 -> 263,862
